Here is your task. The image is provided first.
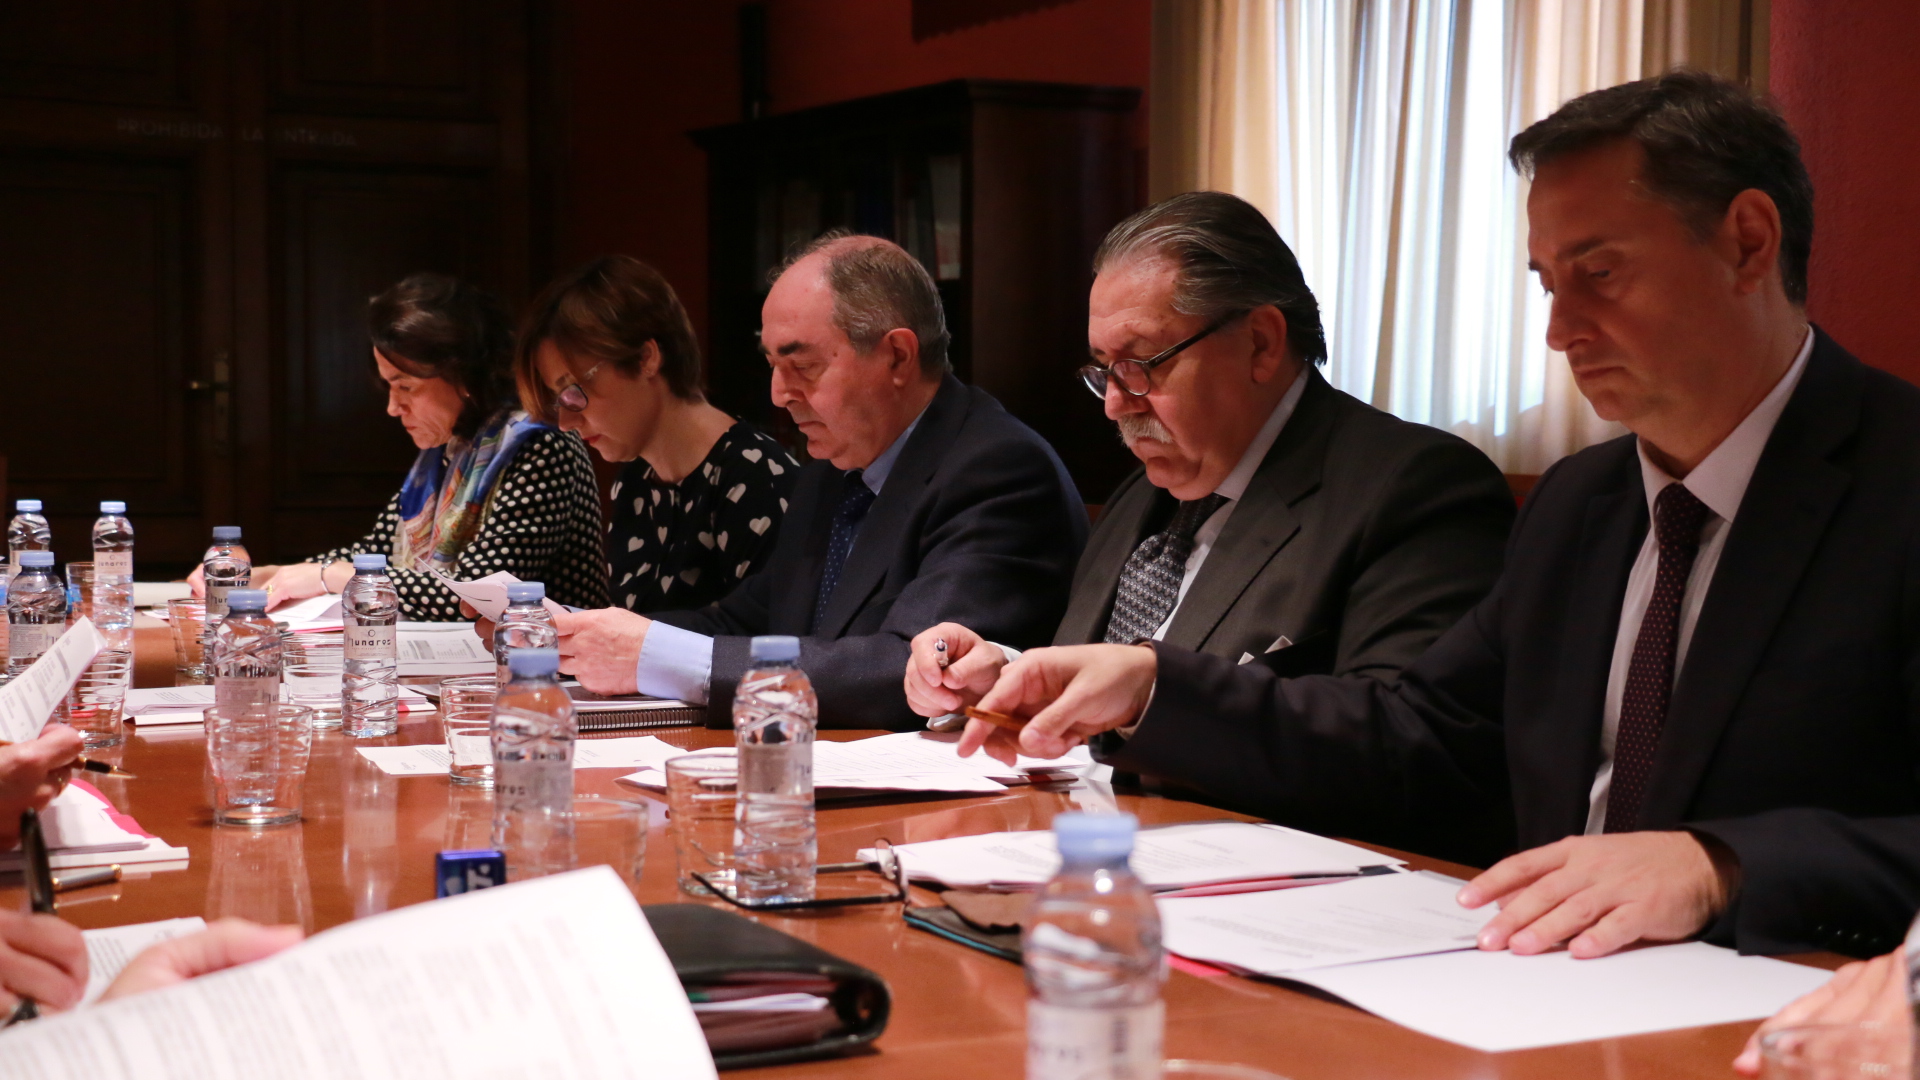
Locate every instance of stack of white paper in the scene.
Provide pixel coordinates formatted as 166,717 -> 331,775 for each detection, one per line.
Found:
0,867 -> 717,1080
127,683 -> 433,726
271,593 -> 344,631
0,782 -> 189,872
395,624 -> 495,675
877,821 -> 1401,892
616,732 -> 1089,797
1156,870 -> 1835,1051
357,736 -> 694,777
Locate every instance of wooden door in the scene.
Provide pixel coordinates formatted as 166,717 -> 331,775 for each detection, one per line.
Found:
0,1 -> 535,574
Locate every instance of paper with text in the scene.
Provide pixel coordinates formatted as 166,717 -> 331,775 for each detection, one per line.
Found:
1160,872 -> 1493,974
878,821 -> 1401,891
1282,940 -> 1833,1052
357,736 -> 691,777
0,618 -> 106,743
616,731 -> 1088,796
0,867 -> 716,1080
430,569 -> 568,622
80,918 -> 207,1006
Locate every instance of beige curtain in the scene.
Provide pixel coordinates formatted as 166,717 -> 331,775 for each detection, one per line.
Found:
1149,0 -> 1765,474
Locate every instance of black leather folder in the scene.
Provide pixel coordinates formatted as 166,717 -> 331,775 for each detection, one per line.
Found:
643,904 -> 892,1070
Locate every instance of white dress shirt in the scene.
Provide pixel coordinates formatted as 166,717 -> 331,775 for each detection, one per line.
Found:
633,407 -> 929,705
1582,327 -> 1814,833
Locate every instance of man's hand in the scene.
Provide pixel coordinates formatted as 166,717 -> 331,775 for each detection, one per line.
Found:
959,644 -> 1158,766
905,623 -> 1006,717
101,919 -> 303,1002
1733,947 -> 1908,1075
0,911 -> 87,1013
0,726 -> 82,844
553,608 -> 651,695
1457,831 -> 1736,958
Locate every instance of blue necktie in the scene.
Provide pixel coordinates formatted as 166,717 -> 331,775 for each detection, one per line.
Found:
812,469 -> 877,633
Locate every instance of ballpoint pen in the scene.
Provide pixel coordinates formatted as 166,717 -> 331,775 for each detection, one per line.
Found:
5,809 -> 57,1027
0,741 -> 136,780
934,638 -> 949,670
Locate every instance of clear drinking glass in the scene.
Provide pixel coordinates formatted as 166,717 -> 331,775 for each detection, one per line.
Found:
284,643 -> 345,729
440,674 -> 497,786
666,752 -> 738,896
64,562 -> 96,624
207,821 -> 314,932
569,794 -> 648,895
1759,1022 -> 1906,1079
167,598 -> 208,684
68,651 -> 132,749
206,704 -> 315,826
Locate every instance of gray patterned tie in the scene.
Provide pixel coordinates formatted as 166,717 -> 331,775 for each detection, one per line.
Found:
1104,493 -> 1229,644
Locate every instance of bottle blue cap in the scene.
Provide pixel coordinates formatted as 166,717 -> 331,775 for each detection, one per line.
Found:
352,553 -> 388,571
225,589 -> 268,611
507,648 -> 560,678
16,500 -> 41,513
750,635 -> 801,662
18,551 -> 53,568
1053,812 -> 1138,863
212,526 -> 242,541
100,501 -> 127,514
506,581 -> 546,603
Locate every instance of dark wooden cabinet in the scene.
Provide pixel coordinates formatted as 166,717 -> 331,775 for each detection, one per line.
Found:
0,0 -> 537,574
694,79 -> 1143,502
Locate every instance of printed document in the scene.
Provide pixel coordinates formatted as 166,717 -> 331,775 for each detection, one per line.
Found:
79,918 -> 207,1006
877,821 -> 1400,891
357,736 -> 690,777
0,618 -> 105,742
1283,941 -> 1833,1052
0,867 -> 717,1080
1159,871 -> 1493,974
429,569 -> 568,621
617,732 -> 1088,797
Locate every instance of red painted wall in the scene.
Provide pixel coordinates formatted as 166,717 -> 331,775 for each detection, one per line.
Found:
557,0 -> 1150,357
1771,0 -> 1920,386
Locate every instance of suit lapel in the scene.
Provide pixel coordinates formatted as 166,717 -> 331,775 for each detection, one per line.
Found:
1639,335 -> 1859,826
1160,371 -> 1332,649
1053,475 -> 1162,644
812,375 -> 966,638
1524,457 -> 1645,842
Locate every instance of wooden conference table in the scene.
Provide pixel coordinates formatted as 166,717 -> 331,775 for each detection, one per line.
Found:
4,619 -> 1839,1079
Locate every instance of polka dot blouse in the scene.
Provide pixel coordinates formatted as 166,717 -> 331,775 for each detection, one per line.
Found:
608,421 -> 798,613
308,427 -> 610,620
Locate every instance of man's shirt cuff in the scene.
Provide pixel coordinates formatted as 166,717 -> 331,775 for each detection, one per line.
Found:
635,621 -> 714,705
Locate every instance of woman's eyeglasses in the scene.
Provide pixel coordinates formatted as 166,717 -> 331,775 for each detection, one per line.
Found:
1078,312 -> 1240,399
555,360 -> 609,413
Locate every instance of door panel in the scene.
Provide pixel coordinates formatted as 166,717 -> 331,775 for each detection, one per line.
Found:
271,166 -> 497,556
0,2 -> 194,108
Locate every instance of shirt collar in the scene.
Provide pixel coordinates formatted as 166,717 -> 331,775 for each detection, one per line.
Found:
858,402 -> 930,495
1215,365 -> 1311,502
1637,325 -> 1814,523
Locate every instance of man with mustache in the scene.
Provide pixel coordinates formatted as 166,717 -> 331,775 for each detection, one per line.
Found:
906,192 -> 1514,837
961,72 -> 1920,960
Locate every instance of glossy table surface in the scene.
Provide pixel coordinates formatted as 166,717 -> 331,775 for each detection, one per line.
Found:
6,621 -> 1837,1078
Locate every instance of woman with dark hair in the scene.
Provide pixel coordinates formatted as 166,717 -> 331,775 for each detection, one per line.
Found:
515,255 -> 795,612
195,272 -> 609,618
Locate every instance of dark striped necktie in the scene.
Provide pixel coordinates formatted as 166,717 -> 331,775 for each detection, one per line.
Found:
1103,493 -> 1229,644
811,469 -> 877,633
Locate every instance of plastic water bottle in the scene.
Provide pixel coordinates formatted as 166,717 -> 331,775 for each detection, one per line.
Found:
342,553 -> 400,737
493,581 -> 558,686
6,500 -> 50,585
212,588 -> 282,715
733,635 -> 817,903
7,551 -> 67,680
91,501 -> 135,652
202,524 -> 251,632
491,647 -> 576,878
1024,812 -> 1166,1080
0,577 -> 9,683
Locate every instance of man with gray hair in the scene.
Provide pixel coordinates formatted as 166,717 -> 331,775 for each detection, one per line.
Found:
554,232 -> 1087,729
906,192 -> 1514,818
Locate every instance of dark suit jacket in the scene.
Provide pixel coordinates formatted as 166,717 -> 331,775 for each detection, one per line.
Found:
1058,367 -> 1513,684
1110,329 -> 1920,956
655,375 -> 1087,732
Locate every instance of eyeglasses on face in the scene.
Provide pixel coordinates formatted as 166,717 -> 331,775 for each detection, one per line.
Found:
1078,311 -> 1241,399
555,360 -> 610,413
